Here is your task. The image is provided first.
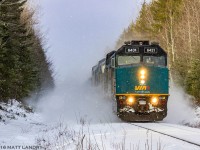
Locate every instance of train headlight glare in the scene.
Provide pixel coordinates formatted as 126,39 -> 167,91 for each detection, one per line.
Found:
141,70 -> 145,75
139,69 -> 147,84
159,96 -> 166,100
119,96 -> 126,100
127,96 -> 135,105
140,75 -> 145,79
140,80 -> 145,84
151,97 -> 159,105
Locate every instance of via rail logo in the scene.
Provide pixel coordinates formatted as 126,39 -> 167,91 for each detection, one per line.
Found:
135,86 -> 150,91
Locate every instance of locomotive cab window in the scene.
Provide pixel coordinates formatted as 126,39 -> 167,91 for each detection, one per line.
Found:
117,55 -> 140,66
143,56 -> 166,67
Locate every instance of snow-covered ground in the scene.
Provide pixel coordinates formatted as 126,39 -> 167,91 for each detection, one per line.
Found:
1,83 -> 200,150
0,100 -> 45,146
1,106 -> 200,150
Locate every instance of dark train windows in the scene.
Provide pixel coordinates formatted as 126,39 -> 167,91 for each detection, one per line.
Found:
143,56 -> 166,67
117,56 -> 140,66
116,55 -> 166,67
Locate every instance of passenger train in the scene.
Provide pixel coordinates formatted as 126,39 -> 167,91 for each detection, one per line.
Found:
92,41 -> 169,121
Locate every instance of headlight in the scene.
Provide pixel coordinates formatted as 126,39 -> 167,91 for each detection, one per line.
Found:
151,97 -> 159,105
140,80 -> 145,84
140,74 -> 145,79
159,96 -> 166,100
127,96 -> 135,105
140,69 -> 146,75
119,96 -> 126,100
139,69 -> 147,85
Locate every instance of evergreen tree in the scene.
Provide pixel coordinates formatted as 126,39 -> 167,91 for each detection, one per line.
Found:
135,2 -> 151,33
185,58 -> 200,101
150,0 -> 183,33
0,0 -> 54,102
115,0 -> 200,102
185,46 -> 200,101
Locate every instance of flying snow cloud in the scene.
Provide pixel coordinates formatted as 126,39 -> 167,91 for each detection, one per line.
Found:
34,0 -> 199,125
164,84 -> 196,124
35,0 -> 147,123
37,80 -> 120,124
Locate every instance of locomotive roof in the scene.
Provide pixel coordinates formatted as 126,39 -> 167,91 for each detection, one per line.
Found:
116,41 -> 167,56
98,58 -> 106,65
106,51 -> 116,59
92,65 -> 98,71
105,50 -> 116,65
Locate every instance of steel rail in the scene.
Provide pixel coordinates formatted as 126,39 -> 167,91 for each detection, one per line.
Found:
131,123 -> 200,147
157,123 -> 200,134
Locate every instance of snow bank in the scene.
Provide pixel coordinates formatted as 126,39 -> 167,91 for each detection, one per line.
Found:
0,100 -> 45,145
0,100 -> 32,123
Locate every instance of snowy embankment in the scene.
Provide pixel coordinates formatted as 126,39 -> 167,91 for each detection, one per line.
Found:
1,99 -> 200,150
0,82 -> 200,149
0,100 -> 45,145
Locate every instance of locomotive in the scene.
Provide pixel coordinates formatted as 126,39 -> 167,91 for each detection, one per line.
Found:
92,41 -> 169,121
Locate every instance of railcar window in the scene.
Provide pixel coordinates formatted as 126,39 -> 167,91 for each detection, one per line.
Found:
118,56 -> 140,66
143,56 -> 166,67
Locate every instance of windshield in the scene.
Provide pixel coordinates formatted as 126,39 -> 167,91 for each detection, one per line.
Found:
143,56 -> 166,66
117,56 -> 140,66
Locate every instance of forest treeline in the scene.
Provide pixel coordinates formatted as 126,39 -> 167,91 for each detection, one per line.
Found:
116,0 -> 200,102
0,0 -> 54,102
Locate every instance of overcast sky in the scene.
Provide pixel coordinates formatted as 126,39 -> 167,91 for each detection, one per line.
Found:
37,0 -> 150,83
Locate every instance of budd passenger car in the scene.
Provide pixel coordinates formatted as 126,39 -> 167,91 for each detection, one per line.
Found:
92,41 -> 169,121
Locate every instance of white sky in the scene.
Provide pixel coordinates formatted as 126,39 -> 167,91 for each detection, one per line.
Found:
37,0 -> 150,82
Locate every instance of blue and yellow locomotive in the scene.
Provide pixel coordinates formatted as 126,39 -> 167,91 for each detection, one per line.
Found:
92,41 -> 169,121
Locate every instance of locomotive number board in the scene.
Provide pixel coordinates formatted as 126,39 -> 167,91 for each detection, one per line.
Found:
144,47 -> 158,54
125,47 -> 139,54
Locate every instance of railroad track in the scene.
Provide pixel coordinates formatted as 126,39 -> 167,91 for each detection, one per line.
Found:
157,123 -> 200,134
131,123 -> 200,147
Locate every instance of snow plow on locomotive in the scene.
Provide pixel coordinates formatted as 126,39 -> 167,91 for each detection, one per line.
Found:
92,41 -> 169,121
